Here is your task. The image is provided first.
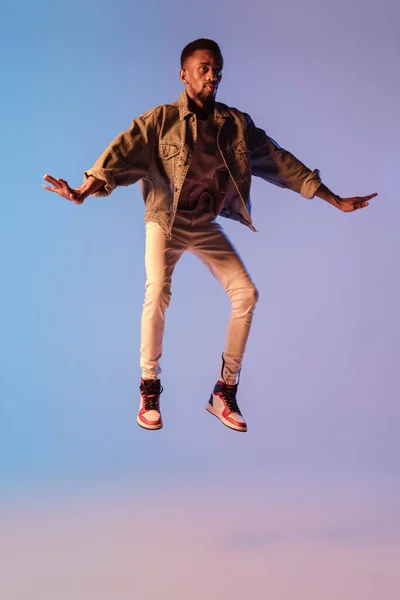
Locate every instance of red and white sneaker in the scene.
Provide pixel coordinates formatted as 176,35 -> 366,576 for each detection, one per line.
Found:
137,378 -> 163,430
206,380 -> 247,432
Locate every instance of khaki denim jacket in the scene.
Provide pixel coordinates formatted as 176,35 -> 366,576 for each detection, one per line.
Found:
84,90 -> 321,237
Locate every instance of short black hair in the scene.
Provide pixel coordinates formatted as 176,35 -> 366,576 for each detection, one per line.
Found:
180,39 -> 224,69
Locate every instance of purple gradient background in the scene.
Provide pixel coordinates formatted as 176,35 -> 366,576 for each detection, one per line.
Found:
1,0 -> 399,598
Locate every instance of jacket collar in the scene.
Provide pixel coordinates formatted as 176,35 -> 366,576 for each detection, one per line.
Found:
178,90 -> 232,121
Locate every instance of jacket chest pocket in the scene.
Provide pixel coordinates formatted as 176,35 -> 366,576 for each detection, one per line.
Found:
157,142 -> 180,180
230,138 -> 251,179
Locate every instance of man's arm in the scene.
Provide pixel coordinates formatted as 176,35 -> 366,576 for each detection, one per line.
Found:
245,114 -> 377,211
43,112 -> 155,203
245,113 -> 322,198
83,113 -> 155,197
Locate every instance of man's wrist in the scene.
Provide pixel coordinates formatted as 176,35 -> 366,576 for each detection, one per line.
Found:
315,184 -> 341,206
83,175 -> 105,196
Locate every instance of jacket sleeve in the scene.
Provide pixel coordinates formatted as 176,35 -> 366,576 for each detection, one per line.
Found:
245,113 -> 321,199
83,112 -> 155,197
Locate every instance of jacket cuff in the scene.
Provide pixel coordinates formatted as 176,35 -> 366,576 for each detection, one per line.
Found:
84,168 -> 116,197
300,168 -> 322,199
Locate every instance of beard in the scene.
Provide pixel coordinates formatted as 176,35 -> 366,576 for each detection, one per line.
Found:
185,83 -> 217,116
186,80 -> 216,99
197,85 -> 217,105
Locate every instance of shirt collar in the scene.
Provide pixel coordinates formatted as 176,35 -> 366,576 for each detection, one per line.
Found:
178,90 -> 232,121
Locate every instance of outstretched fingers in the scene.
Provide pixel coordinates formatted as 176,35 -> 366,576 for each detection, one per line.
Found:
43,174 -> 59,185
43,184 -> 59,193
354,192 -> 378,210
43,174 -> 65,193
43,173 -> 83,202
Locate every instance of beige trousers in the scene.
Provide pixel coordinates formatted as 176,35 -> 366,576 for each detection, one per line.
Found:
140,212 -> 259,384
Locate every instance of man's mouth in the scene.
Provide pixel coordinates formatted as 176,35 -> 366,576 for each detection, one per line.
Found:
204,84 -> 217,90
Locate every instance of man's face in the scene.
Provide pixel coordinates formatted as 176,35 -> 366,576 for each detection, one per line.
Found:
180,49 -> 223,105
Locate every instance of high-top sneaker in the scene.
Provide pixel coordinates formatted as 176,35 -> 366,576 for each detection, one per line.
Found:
206,380 -> 247,432
137,378 -> 163,430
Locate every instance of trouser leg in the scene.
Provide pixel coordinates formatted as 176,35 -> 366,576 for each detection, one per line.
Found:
140,221 -> 185,379
189,220 -> 259,384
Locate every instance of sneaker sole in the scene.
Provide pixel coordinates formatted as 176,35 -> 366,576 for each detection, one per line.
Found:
136,416 -> 163,430
206,402 -> 247,432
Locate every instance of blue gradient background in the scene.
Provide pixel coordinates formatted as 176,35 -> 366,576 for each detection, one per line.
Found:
1,0 -> 399,598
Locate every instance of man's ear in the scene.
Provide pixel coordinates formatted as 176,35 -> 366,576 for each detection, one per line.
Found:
180,69 -> 188,84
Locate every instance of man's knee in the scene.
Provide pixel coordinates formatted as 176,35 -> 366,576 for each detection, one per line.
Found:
247,283 -> 259,308
230,282 -> 259,309
144,280 -> 172,308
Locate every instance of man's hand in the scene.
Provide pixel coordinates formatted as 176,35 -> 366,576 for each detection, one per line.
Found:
43,174 -> 104,204
334,193 -> 378,212
315,184 -> 378,212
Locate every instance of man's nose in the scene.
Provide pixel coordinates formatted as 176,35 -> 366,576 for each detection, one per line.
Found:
206,71 -> 219,82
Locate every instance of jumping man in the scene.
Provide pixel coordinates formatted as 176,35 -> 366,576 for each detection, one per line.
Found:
43,39 -> 377,433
